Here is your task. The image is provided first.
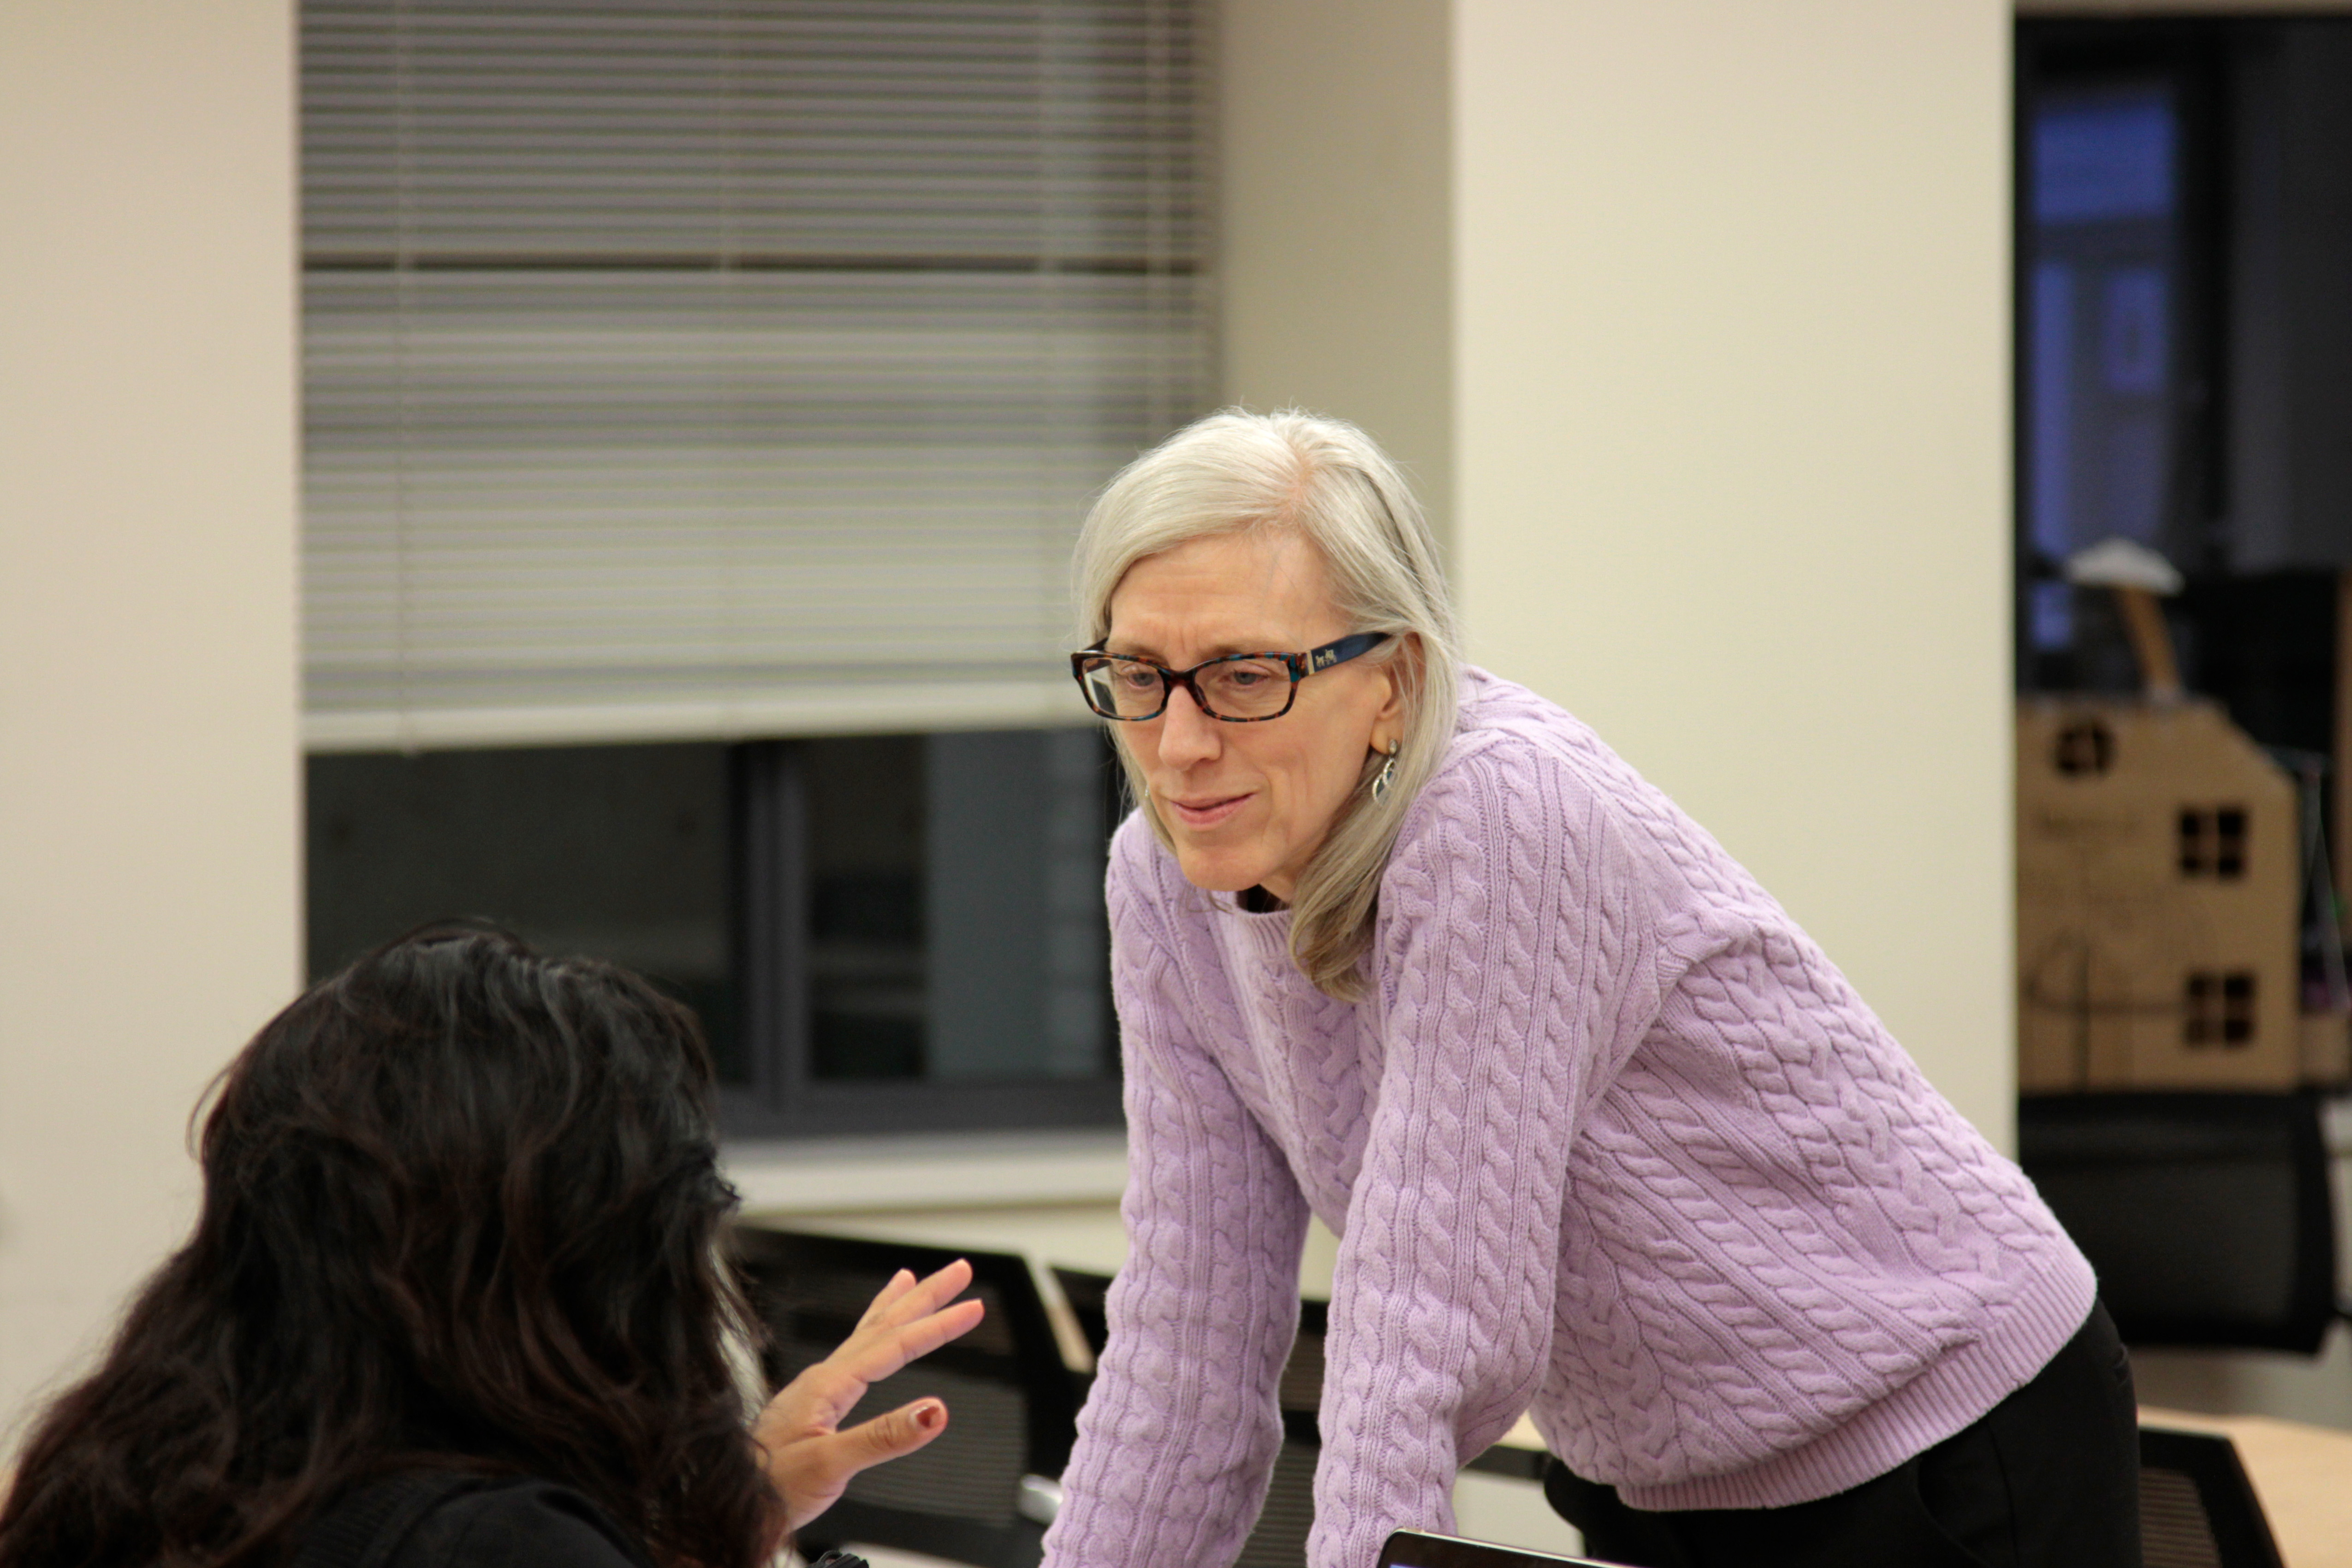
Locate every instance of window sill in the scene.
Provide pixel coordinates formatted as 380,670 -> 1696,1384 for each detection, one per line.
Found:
722,1128 -> 1129,1216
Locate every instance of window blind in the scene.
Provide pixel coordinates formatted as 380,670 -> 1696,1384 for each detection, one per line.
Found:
300,0 -> 1210,750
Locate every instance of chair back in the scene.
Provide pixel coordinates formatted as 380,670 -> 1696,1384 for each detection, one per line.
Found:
1049,1265 -> 1112,1372
736,1228 -> 1079,1568
1051,1267 -> 1323,1568
2018,1092 -> 2339,1352
1238,1296 -> 1325,1568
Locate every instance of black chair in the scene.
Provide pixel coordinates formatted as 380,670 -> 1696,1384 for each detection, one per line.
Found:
2138,1425 -> 2285,1568
1051,1267 -> 1324,1568
735,1228 -> 1080,1568
2017,1092 -> 2345,1353
1242,1296 -> 1327,1568
1048,1265 -> 1113,1386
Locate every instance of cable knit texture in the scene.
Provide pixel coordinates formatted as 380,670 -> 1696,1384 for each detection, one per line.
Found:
1041,670 -> 2094,1568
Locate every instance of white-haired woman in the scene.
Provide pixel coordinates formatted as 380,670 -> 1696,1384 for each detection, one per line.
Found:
1040,411 -> 2137,1568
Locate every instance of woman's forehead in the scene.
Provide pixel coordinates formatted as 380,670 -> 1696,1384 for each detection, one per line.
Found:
1105,530 -> 1339,653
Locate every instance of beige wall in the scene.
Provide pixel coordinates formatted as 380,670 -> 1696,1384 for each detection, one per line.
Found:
1455,0 -> 2016,1141
1226,0 -> 2018,1144
1219,0 -> 1456,549
0,2 -> 302,1441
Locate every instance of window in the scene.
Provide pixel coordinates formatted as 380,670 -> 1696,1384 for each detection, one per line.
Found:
301,0 -> 1210,748
2017,37 -> 2212,689
2176,805 -> 2248,880
298,0 -> 1207,1136
308,743 -> 740,1063
2015,17 -> 2349,742
732,730 -> 1122,1135
2053,716 -> 2117,777
2183,970 -> 2257,1048
307,729 -> 1122,1134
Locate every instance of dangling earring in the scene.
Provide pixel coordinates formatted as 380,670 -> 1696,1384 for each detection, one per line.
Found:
1370,740 -> 1401,804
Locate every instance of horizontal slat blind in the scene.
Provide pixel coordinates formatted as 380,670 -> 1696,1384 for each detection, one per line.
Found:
301,0 -> 1209,749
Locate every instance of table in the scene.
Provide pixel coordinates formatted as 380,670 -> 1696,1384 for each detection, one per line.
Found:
2140,1407 -> 2352,1568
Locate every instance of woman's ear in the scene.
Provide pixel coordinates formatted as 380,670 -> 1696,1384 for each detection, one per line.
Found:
1369,633 -> 1418,749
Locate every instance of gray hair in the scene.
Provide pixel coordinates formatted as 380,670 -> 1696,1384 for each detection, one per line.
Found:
1073,409 -> 1463,999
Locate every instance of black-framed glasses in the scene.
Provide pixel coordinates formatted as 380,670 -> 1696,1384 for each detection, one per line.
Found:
1070,632 -> 1390,722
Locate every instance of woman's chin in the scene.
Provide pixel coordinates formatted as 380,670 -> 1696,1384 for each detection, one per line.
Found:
1169,844 -> 1268,896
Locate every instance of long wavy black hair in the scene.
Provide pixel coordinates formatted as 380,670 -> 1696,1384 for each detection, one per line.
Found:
0,927 -> 779,1568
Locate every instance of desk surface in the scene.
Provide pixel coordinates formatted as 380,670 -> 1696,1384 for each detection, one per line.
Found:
2140,1407 -> 2352,1568
1497,1415 -> 1546,1452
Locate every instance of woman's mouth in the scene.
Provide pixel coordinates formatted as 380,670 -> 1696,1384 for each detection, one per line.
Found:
1165,792 -> 1250,831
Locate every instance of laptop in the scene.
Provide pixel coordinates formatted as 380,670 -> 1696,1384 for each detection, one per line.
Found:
1377,1529 -> 1622,1568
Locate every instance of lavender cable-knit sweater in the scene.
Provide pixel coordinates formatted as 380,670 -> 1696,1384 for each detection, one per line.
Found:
1041,670 -> 2095,1568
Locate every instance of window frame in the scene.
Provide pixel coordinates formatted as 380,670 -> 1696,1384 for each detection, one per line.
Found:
720,738 -> 1126,1140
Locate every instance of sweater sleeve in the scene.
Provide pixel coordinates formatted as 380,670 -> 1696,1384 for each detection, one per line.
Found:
1307,747 -> 1650,1568
1041,825 -> 1312,1568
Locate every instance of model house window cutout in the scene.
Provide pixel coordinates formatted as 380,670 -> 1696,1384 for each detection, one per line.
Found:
2184,970 -> 2257,1047
2055,718 -> 2117,777
2177,806 -> 2250,879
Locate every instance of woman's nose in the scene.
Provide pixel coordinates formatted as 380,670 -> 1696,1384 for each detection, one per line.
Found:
1155,684 -> 1221,766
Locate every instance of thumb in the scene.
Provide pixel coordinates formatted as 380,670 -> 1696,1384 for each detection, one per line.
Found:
843,1397 -> 949,1467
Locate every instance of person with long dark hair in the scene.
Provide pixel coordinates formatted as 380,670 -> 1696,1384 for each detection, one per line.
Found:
0,927 -> 980,1568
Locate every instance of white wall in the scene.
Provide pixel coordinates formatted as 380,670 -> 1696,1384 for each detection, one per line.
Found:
1219,0 -> 1456,548
1454,1 -> 2015,1140
0,2 -> 302,1443
1225,0 -> 2016,1145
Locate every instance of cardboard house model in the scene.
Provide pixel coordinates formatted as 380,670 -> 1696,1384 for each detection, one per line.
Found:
2018,696 -> 2301,1092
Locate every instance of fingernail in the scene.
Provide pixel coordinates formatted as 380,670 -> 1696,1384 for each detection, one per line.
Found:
915,1401 -> 944,1431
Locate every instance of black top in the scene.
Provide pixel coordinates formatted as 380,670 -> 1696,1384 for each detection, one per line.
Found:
293,1475 -> 655,1568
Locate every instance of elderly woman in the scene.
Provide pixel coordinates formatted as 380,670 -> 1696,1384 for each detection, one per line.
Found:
1040,412 -> 2136,1568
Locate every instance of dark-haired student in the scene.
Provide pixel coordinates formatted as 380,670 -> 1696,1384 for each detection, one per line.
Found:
0,928 -> 981,1568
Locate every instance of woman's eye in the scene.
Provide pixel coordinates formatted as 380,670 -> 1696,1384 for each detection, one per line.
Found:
1114,667 -> 1159,691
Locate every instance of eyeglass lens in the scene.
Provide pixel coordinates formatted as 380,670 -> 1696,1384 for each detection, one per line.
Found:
1078,655 -> 1295,720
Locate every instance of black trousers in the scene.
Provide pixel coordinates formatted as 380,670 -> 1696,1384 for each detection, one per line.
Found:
1545,1301 -> 2141,1568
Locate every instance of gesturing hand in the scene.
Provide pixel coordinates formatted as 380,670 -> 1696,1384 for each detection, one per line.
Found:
752,1257 -> 989,1536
